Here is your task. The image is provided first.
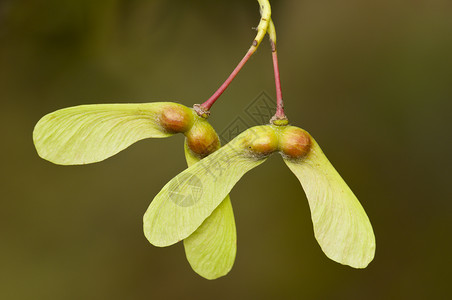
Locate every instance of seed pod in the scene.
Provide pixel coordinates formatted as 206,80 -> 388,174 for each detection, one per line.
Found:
246,126 -> 279,156
279,126 -> 311,159
185,120 -> 220,159
183,119 -> 236,280
159,104 -> 194,133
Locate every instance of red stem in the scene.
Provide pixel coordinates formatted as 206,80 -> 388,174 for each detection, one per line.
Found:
201,46 -> 256,111
272,49 -> 285,119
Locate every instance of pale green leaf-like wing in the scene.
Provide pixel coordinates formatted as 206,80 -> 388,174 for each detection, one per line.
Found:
283,136 -> 375,268
184,194 -> 236,280
144,128 -> 267,247
183,140 -> 236,280
33,103 -> 180,165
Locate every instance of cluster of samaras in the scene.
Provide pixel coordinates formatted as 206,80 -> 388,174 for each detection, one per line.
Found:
34,102 -> 375,279
33,0 -> 375,281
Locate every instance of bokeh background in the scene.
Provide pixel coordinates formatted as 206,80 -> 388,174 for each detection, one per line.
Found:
1,0 -> 451,299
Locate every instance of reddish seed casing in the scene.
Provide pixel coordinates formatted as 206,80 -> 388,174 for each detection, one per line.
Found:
160,105 -> 193,133
185,121 -> 220,158
279,126 -> 311,158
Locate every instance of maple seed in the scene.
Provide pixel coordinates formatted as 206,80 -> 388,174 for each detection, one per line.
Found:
185,122 -> 220,158
280,127 -> 311,159
160,105 -> 193,133
247,126 -> 279,155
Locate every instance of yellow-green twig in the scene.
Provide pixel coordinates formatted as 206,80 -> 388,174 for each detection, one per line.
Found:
253,0 -> 272,48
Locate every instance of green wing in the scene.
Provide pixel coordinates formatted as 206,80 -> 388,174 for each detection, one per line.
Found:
143,128 -> 267,247
33,103 -> 181,165
183,140 -> 236,280
283,136 -> 375,268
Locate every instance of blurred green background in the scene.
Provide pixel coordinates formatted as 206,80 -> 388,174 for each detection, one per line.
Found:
1,0 -> 451,299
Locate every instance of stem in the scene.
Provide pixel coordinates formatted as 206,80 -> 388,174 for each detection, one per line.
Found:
268,19 -> 288,125
200,46 -> 256,112
272,47 -> 284,118
198,0 -> 272,115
